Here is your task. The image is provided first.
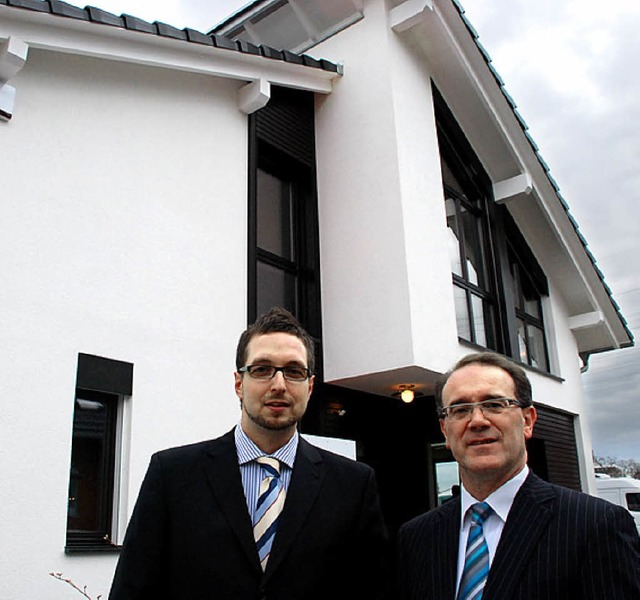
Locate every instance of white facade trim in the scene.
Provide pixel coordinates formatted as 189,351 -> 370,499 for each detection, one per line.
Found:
238,78 -> 271,114
389,0 -> 434,33
493,172 -> 533,204
0,5 -> 340,94
0,36 -> 28,120
569,311 -> 605,332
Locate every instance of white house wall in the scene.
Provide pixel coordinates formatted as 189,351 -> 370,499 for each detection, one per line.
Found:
312,0 -> 597,488
1,48 -> 248,597
314,0 -> 459,384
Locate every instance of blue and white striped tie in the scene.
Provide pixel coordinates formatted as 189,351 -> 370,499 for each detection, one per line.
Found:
458,502 -> 493,600
253,457 -> 286,570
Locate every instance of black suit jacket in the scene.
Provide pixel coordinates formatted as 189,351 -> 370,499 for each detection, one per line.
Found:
396,472 -> 640,599
109,429 -> 390,599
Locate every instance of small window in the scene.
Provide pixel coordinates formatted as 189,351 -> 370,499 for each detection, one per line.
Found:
627,493 -> 640,512
66,353 -> 132,552
67,389 -> 118,548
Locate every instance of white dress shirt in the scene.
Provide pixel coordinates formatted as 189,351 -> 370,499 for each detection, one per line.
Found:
456,466 -> 529,594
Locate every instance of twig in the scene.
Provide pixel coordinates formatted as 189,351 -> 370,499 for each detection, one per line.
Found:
49,572 -> 102,600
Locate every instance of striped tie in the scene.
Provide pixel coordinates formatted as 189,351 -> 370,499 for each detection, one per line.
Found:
458,502 -> 493,600
253,457 -> 286,570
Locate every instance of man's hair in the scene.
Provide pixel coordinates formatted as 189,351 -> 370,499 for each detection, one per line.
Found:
434,351 -> 533,410
235,306 -> 316,373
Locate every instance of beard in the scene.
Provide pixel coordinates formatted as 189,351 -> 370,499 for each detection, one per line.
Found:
242,400 -> 301,432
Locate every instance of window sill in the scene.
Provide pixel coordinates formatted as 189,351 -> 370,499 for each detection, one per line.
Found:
65,543 -> 121,554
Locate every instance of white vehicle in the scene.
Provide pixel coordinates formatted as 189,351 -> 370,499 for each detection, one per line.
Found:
594,475 -> 640,533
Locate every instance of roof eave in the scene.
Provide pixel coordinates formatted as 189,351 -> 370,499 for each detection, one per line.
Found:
0,4 -> 341,94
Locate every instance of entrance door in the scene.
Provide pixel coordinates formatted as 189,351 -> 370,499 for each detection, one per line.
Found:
302,382 -> 445,542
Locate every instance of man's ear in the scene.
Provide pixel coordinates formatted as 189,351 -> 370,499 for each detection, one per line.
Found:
523,406 -> 537,439
234,372 -> 243,400
439,418 -> 451,449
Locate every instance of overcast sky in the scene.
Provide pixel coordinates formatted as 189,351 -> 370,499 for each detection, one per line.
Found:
64,0 -> 640,460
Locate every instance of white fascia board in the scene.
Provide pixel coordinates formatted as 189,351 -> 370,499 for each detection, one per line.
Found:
390,0 -> 434,33
0,5 -> 339,94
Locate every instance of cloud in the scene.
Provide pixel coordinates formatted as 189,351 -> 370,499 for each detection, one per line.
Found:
463,0 -> 640,459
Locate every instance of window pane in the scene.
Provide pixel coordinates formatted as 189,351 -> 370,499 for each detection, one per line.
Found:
524,296 -> 541,319
445,198 -> 463,277
453,285 -> 471,341
627,493 -> 640,512
441,157 -> 467,200
517,318 -> 528,364
470,293 -> 487,347
257,169 -> 294,260
67,395 -> 113,533
460,206 -> 485,287
257,261 -> 297,317
527,325 -> 549,371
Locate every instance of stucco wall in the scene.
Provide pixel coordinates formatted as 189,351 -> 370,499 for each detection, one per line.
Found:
314,0 -> 459,383
1,48 -> 248,597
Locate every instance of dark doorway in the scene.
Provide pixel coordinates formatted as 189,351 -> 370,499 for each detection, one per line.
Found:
302,383 -> 444,542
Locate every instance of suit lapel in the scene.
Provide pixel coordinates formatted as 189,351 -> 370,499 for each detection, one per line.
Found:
203,430 -> 262,572
484,472 -> 556,599
264,437 -> 324,576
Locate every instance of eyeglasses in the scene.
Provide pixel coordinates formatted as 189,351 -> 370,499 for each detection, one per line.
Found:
439,398 -> 522,420
238,364 -> 312,382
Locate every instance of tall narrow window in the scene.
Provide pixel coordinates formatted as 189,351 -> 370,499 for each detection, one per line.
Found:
508,237 -> 549,371
248,86 -> 322,371
66,353 -> 133,551
256,166 -> 300,317
442,157 -> 497,348
435,84 -> 551,371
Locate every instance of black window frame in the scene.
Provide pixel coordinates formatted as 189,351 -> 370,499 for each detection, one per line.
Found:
434,85 -> 551,371
247,86 -> 323,375
65,353 -> 132,553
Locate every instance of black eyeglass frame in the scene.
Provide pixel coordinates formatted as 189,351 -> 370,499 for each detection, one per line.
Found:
439,397 -> 523,420
238,364 -> 312,382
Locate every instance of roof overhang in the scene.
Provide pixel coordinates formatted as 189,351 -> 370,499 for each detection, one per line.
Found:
0,4 -> 341,95
389,0 -> 633,354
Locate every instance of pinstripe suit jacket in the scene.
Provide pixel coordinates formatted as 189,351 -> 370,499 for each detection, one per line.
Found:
396,472 -> 640,599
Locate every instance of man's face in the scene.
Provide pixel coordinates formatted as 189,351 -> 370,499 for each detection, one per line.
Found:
235,332 -> 314,440
439,363 -> 536,493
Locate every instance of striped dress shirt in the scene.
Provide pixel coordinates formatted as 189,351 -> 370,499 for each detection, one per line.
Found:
234,424 -> 298,517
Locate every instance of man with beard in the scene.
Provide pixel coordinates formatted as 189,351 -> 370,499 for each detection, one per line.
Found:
109,307 -> 390,600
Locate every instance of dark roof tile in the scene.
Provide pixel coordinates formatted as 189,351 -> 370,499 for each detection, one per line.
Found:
211,34 -> 238,51
156,21 -> 187,40
320,59 -> 339,73
261,45 -> 284,60
49,0 -> 89,20
122,14 -> 156,34
238,39 -> 261,55
302,55 -> 321,68
282,49 -> 304,65
7,0 -> 49,12
86,6 -> 123,27
184,28 -> 214,46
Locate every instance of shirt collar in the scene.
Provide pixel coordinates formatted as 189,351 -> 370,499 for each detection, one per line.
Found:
234,423 -> 299,470
460,465 -> 529,525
